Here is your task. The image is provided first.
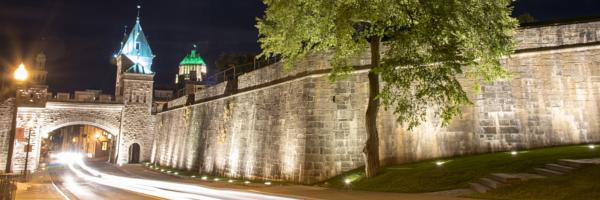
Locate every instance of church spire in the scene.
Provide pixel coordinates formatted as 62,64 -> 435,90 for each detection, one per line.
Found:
116,4 -> 154,74
136,5 -> 141,23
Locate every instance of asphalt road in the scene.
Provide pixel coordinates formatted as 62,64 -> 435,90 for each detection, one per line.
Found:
45,158 -> 465,200
48,163 -> 163,200
46,156 -> 295,200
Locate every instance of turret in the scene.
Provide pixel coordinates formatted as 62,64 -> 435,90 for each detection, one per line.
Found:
175,45 -> 207,96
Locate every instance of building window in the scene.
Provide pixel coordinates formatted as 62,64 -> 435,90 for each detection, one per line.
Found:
102,142 -> 108,151
135,42 -> 140,50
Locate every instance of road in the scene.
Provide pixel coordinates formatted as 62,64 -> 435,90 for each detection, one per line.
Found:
49,162 -> 163,200
47,154 -> 295,200
45,155 -> 468,200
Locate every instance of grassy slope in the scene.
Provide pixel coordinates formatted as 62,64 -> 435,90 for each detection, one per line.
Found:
468,165 -> 600,200
324,144 -> 599,193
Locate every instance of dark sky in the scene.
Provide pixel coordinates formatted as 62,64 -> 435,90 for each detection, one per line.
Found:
0,0 -> 599,94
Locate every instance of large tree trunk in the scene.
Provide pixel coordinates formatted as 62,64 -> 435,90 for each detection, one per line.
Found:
363,37 -> 381,178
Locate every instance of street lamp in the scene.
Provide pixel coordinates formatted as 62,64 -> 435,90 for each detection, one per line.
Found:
14,63 -> 29,81
23,127 -> 32,181
5,63 -> 28,173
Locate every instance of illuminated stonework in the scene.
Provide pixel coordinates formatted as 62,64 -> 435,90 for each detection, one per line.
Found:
153,20 -> 600,184
0,12 -> 156,172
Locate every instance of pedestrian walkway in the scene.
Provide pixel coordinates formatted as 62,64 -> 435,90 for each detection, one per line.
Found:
93,162 -> 468,200
15,170 -> 65,200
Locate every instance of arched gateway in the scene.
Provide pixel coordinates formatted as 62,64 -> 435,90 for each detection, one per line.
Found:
12,96 -> 154,172
1,13 -> 156,173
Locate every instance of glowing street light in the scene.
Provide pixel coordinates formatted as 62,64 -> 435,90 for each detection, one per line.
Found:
14,63 -> 29,81
510,150 -> 518,156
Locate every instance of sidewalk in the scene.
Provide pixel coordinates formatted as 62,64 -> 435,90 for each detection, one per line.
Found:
15,170 -> 65,200
106,162 -> 469,200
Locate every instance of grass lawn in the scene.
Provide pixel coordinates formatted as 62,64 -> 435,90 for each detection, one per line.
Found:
467,164 -> 600,200
323,144 -> 600,193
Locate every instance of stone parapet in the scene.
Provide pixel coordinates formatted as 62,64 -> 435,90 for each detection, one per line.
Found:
516,20 -> 600,50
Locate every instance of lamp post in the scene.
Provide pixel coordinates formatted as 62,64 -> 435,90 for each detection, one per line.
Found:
22,128 -> 32,181
5,63 -> 28,173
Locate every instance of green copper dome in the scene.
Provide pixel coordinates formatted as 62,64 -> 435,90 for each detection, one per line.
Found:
180,49 -> 205,65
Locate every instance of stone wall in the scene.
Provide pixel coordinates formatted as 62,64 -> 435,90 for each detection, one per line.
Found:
515,20 -> 600,49
0,98 -> 15,172
153,20 -> 600,184
118,74 -> 155,164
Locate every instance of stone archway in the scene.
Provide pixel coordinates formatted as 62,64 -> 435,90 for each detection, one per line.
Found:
43,122 -> 118,161
12,102 -> 123,172
42,121 -> 120,139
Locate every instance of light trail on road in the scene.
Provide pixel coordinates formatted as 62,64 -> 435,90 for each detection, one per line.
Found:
58,153 -> 296,200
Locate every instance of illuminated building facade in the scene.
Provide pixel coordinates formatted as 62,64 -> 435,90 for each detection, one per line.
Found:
175,45 -> 208,96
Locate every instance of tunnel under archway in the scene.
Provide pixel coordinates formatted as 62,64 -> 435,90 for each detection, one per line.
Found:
41,124 -> 117,164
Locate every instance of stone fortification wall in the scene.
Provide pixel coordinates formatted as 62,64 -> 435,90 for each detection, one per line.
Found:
0,98 -> 15,172
153,20 -> 600,183
516,19 -> 600,49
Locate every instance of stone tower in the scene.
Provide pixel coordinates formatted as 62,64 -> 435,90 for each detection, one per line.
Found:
32,52 -> 48,85
175,45 -> 207,96
16,51 -> 48,107
114,7 -> 155,164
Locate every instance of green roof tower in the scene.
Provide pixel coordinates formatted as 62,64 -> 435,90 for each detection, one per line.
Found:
176,45 -> 207,84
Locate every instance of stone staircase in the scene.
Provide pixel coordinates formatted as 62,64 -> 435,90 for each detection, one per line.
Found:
469,159 -> 599,193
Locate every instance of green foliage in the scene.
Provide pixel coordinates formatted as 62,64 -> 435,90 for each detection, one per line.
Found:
257,0 -> 518,129
215,52 -> 256,72
517,12 -> 537,24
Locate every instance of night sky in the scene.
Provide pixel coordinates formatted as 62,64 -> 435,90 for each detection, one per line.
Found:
0,0 -> 599,94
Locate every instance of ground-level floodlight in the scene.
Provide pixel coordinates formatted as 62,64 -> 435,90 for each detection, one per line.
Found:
344,178 -> 351,185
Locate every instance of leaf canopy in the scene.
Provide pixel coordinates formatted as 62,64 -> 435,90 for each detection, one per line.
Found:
257,0 -> 518,129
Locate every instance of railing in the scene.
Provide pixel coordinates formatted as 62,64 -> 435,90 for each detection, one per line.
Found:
0,174 -> 20,200
48,96 -> 122,104
203,57 -> 280,85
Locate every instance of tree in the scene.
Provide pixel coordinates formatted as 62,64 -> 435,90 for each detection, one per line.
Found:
257,0 -> 517,178
517,13 -> 536,24
215,52 -> 256,72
